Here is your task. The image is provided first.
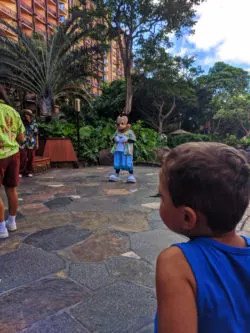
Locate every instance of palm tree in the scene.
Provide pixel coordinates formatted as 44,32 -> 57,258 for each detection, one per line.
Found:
0,17 -> 104,115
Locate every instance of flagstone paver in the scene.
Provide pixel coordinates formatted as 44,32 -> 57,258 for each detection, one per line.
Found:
24,226 -> 92,251
0,246 -> 65,293
0,278 -> 87,333
71,281 -> 156,333
19,313 -> 89,333
0,166 -> 249,332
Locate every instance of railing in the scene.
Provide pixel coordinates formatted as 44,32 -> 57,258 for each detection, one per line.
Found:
35,12 -> 45,22
20,1 -> 32,13
21,18 -> 33,29
48,23 -> 56,30
0,23 -> 15,34
48,7 -> 57,17
35,25 -> 46,35
34,0 -> 45,7
0,3 -> 16,19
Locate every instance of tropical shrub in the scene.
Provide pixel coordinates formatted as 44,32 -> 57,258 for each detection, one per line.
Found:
132,121 -> 167,162
168,133 -> 212,148
224,134 -> 240,147
240,137 -> 250,149
39,119 -> 168,164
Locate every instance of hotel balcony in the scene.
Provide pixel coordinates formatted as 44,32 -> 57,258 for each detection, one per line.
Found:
21,17 -> 33,29
34,0 -> 45,9
35,25 -> 46,35
48,7 -> 57,18
0,3 -> 16,20
47,22 -> 56,31
35,12 -> 45,23
0,22 -> 16,37
20,1 -> 33,14
48,0 -> 56,5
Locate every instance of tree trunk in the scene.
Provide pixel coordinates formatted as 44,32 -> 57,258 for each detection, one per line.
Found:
39,95 -> 53,116
158,121 -> 163,135
123,71 -> 133,115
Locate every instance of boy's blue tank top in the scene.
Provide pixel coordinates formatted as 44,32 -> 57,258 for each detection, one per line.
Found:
154,236 -> 250,333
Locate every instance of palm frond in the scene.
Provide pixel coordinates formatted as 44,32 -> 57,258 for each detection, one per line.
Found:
0,16 -> 104,115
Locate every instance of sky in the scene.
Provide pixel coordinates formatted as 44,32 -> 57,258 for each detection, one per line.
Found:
171,0 -> 250,73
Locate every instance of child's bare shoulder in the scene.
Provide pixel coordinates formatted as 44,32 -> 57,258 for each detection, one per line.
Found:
156,246 -> 196,290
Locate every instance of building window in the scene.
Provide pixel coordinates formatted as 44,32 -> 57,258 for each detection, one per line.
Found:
60,16 -> 65,23
59,4 -> 65,10
103,75 -> 107,82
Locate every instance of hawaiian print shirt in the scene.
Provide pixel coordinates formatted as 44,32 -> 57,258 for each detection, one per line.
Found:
0,100 -> 25,159
111,129 -> 136,156
21,121 -> 39,149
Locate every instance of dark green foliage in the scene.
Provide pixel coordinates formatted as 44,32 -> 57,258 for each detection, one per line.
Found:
224,135 -> 241,147
38,121 -> 76,139
38,119 -> 168,165
133,121 -> 159,162
168,133 -> 213,148
240,137 -> 250,149
92,80 -> 126,119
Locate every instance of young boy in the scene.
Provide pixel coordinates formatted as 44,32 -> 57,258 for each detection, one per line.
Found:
19,109 -> 39,177
155,142 -> 250,333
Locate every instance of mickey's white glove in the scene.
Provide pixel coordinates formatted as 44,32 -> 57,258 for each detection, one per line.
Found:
115,135 -> 128,143
120,135 -> 128,143
115,135 -> 122,143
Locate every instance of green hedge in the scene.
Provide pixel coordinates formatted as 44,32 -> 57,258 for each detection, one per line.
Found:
168,133 -> 215,148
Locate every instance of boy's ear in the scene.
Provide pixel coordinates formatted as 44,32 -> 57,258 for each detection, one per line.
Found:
183,207 -> 197,230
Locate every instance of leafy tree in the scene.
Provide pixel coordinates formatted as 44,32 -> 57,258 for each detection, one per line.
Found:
196,62 -> 250,133
202,62 -> 250,95
133,50 -> 200,133
91,79 -> 126,119
76,0 -> 205,114
214,94 -> 250,137
0,17 -> 104,115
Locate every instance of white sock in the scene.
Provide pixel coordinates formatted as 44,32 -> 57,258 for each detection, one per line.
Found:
0,221 -> 6,232
8,215 -> 16,225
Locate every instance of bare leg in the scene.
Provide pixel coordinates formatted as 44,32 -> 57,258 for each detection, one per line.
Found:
5,187 -> 18,216
0,194 -> 4,222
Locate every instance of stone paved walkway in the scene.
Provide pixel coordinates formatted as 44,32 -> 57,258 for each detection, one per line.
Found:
0,166 -> 249,333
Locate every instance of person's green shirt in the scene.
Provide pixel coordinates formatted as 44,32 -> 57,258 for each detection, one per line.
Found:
0,100 -> 25,159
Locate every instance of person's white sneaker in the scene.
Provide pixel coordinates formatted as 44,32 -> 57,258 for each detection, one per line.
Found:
0,228 -> 9,239
127,175 -> 136,183
27,174 -> 33,177
109,174 -> 120,182
6,221 -> 17,232
19,174 -> 22,178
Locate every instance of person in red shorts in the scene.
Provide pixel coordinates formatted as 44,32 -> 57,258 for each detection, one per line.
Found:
19,109 -> 39,178
0,86 -> 25,239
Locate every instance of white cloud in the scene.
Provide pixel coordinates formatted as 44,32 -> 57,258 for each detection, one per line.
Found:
177,47 -> 189,57
188,0 -> 250,65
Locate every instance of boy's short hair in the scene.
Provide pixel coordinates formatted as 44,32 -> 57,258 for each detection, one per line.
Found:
162,142 -> 250,233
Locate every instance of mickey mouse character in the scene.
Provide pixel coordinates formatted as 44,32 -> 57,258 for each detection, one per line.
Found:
109,114 -> 136,183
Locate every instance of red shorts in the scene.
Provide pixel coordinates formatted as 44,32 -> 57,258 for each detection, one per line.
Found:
0,152 -> 20,188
